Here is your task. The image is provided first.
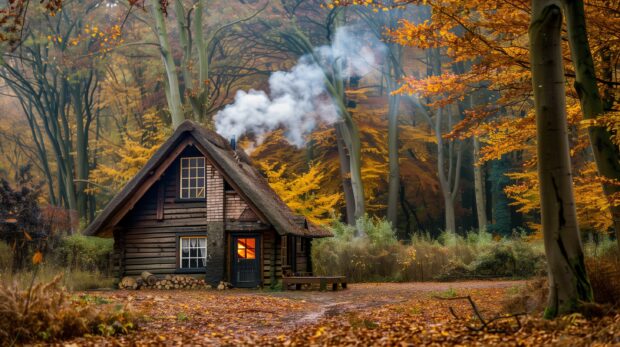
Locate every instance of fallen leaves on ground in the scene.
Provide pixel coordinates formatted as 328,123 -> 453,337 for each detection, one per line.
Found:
250,288 -> 620,346
65,289 -> 316,346
63,282 -> 620,346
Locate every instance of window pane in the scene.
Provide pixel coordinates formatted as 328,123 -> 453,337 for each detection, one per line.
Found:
197,258 -> 205,268
190,259 -> 197,268
180,157 -> 206,199
199,239 -> 205,247
182,239 -> 189,248
246,238 -> 256,249
246,248 -> 256,259
182,259 -> 189,268
190,248 -> 197,257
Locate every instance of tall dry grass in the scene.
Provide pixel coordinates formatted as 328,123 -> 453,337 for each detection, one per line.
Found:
0,238 -> 115,291
312,217 -> 546,282
0,275 -> 136,345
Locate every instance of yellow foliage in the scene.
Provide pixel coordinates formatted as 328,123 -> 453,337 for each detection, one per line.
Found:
88,112 -> 169,194
258,161 -> 342,225
505,162 -> 614,232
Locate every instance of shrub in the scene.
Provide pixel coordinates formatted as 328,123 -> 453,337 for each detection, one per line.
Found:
312,216 -> 403,282
312,218 -> 546,282
54,235 -> 113,273
586,256 -> 620,306
0,275 -> 137,345
2,265 -> 115,291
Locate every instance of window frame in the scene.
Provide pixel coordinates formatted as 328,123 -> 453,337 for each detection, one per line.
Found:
178,156 -> 206,200
176,235 -> 208,274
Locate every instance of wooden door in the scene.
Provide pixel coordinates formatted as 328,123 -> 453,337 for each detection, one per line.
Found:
231,235 -> 261,288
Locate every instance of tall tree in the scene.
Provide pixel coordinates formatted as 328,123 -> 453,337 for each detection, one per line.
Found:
148,0 -> 185,128
529,0 -> 592,318
0,1 -> 106,226
562,0 -> 620,251
353,2 -> 405,229
244,4 -> 367,231
473,136 -> 488,232
146,0 -> 267,128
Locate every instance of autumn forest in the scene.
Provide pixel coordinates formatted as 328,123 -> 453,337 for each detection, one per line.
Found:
1,0 -> 620,345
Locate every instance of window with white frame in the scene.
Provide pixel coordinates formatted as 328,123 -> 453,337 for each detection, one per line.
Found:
179,236 -> 207,269
180,157 -> 205,199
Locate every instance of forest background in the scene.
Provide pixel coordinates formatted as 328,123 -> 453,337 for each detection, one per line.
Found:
0,0 -> 619,258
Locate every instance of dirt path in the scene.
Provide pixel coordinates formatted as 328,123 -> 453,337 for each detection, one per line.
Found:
250,280 -> 525,331
71,280 -> 526,346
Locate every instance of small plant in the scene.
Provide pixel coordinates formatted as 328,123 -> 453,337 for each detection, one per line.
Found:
436,287 -> 458,299
347,313 -> 378,329
76,294 -> 111,305
177,312 -> 189,322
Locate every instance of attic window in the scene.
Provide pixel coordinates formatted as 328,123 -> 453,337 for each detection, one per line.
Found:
180,157 -> 205,199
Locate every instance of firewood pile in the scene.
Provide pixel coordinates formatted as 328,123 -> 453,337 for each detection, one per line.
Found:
119,272 -> 212,290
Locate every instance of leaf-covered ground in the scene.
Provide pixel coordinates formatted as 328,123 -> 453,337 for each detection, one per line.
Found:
62,281 -> 620,346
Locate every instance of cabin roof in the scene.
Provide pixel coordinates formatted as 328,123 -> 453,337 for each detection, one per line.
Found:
83,120 -> 332,238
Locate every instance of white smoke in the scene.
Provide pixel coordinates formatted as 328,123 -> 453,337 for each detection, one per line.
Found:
215,26 -> 386,147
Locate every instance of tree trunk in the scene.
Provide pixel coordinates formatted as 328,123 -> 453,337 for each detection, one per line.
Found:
342,117 -> 366,227
71,86 -> 89,222
335,123 -> 356,226
444,194 -> 456,234
149,0 -> 185,128
529,0 -> 592,318
473,136 -> 488,232
562,0 -> 620,251
386,79 -> 401,229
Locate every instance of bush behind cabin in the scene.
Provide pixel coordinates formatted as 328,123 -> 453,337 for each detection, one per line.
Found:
311,217 -> 548,282
0,235 -> 114,290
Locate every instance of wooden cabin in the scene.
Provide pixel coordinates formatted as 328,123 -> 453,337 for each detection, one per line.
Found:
84,120 -> 331,288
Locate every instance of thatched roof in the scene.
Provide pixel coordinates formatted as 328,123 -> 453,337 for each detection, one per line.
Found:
83,120 -> 332,238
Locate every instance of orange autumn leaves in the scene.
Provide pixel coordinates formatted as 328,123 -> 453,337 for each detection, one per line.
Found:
32,251 -> 43,265
386,0 -> 620,232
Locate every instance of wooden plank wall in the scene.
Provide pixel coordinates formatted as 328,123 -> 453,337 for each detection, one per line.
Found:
112,145 -> 293,285
117,148 -> 209,276
295,237 -> 309,273
262,230 -> 281,286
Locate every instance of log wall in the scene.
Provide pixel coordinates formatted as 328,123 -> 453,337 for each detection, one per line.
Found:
114,146 -> 281,284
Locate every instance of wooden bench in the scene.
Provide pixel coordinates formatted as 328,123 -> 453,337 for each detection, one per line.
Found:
282,274 -> 347,291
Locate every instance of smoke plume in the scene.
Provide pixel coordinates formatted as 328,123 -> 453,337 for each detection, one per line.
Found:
215,27 -> 386,147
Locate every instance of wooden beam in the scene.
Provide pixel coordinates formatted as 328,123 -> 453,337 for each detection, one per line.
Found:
156,180 -> 165,221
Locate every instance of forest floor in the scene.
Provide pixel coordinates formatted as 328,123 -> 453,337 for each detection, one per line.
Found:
62,280 -> 620,346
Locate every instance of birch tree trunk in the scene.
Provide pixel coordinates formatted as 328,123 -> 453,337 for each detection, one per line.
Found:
149,0 -> 185,128
562,0 -> 620,251
335,123 -> 356,226
529,0 -> 592,318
